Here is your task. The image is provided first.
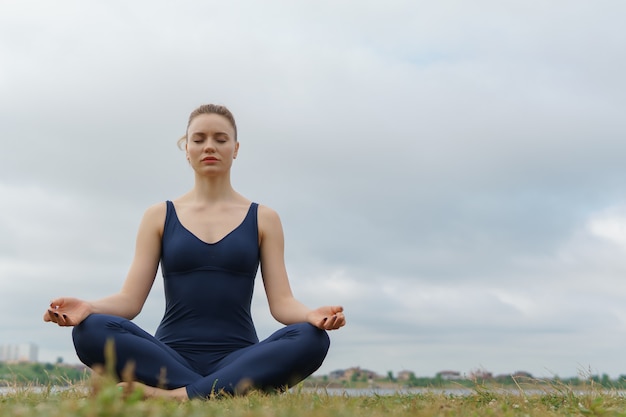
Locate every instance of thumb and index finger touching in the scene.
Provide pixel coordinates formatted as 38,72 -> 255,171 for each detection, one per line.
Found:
49,297 -> 68,308
331,305 -> 344,314
43,297 -> 71,323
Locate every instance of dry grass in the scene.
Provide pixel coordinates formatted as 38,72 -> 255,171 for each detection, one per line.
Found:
2,375 -> 626,417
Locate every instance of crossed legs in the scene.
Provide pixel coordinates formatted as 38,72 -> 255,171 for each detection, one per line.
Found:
72,314 -> 330,399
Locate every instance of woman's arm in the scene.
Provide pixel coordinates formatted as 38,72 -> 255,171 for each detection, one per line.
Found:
258,205 -> 345,330
44,203 -> 165,326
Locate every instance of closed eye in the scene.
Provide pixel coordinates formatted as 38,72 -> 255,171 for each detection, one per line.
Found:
214,134 -> 229,143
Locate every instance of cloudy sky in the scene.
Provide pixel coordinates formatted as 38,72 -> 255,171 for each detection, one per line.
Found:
1,0 -> 625,380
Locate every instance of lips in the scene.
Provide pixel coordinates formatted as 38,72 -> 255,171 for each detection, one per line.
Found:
202,157 -> 219,162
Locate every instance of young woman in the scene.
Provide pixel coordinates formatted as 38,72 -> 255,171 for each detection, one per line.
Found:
44,104 -> 346,400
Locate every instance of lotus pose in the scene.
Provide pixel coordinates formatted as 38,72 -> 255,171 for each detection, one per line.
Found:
44,104 -> 346,400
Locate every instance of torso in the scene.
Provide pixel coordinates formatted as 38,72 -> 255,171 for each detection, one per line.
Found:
155,198 -> 261,374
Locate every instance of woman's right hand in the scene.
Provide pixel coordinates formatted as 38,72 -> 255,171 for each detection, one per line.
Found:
43,297 -> 92,327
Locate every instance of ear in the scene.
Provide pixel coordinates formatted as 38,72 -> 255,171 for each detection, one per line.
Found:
233,141 -> 240,159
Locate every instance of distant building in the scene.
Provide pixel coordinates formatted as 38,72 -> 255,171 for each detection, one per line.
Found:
0,343 -> 38,363
397,370 -> 415,381
329,369 -> 346,380
344,367 -> 379,380
437,370 -> 462,380
329,367 -> 379,381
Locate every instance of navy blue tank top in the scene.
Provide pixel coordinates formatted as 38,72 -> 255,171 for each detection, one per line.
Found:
155,201 -> 260,364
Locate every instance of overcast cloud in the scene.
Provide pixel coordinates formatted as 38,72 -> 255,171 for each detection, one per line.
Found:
1,0 -> 626,379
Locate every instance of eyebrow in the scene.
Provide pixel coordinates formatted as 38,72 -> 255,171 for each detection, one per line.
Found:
189,131 -> 230,138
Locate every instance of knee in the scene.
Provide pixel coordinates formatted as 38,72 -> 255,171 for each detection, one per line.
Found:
293,323 -> 330,359
72,314 -> 121,361
287,323 -> 330,378
73,314 -> 109,342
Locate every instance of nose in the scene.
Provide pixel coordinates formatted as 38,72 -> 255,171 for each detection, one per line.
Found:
203,139 -> 216,152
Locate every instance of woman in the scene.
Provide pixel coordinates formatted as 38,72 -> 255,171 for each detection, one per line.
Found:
43,104 -> 346,400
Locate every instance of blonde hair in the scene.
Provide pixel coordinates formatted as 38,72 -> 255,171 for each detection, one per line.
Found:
177,104 -> 238,149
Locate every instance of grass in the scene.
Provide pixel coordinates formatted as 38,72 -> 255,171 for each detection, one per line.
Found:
2,376 -> 626,417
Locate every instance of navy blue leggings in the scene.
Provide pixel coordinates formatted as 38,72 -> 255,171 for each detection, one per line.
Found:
72,314 -> 330,398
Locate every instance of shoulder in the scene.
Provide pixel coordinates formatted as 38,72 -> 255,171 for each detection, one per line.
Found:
257,204 -> 281,224
257,204 -> 284,240
138,202 -> 167,233
144,201 -> 167,219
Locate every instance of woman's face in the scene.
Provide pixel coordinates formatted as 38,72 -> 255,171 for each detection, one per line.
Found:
185,113 -> 239,175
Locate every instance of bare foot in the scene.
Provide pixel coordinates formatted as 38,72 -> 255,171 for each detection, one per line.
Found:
117,381 -> 189,401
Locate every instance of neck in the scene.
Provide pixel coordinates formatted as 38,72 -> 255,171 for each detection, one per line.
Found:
189,172 -> 237,203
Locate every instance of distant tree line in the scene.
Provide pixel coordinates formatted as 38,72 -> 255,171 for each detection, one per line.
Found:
388,371 -> 626,389
5,362 -> 626,390
394,373 -> 626,389
0,362 -> 89,386
307,370 -> 626,389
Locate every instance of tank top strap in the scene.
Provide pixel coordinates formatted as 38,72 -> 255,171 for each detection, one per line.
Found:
243,202 -> 259,238
250,202 -> 258,217
163,200 -> 175,234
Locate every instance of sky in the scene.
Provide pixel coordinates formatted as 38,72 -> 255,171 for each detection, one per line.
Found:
1,0 -> 626,380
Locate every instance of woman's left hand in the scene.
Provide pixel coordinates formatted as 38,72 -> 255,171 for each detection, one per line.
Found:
307,306 -> 346,330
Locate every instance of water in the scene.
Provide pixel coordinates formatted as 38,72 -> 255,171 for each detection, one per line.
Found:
0,386 -> 80,395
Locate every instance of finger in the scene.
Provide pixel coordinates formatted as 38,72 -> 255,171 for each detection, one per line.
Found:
332,306 -> 344,314
328,313 -> 345,330
56,313 -> 69,326
324,315 -> 339,330
46,309 -> 59,324
318,317 -> 328,329
49,309 -> 69,326
50,298 -> 63,309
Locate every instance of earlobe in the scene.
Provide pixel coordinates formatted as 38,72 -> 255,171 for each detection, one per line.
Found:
233,142 -> 240,159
